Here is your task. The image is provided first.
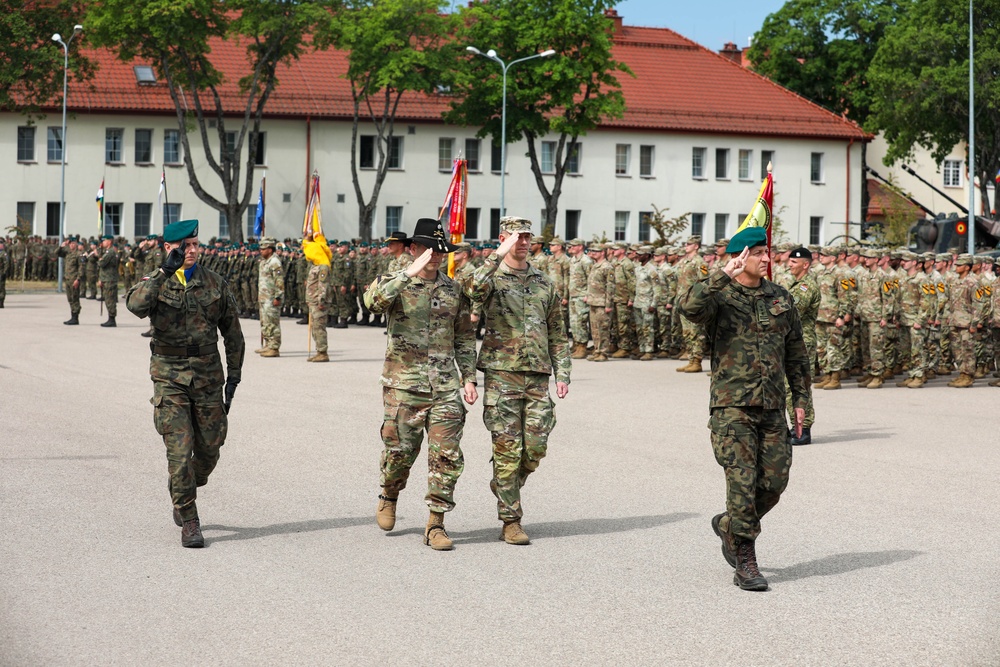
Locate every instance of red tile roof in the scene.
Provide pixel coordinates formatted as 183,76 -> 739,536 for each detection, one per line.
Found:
865,178 -> 926,221
57,22 -> 868,141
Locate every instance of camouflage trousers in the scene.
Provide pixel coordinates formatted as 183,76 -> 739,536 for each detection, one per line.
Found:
613,302 -> 636,351
680,313 -> 706,359
884,324 -> 900,371
259,300 -> 281,350
0,275 -> 5,304
671,299 -> 683,348
949,327 -> 975,375
709,407 -> 791,542
569,297 -> 590,342
380,386 -> 466,512
926,327 -> 943,370
656,306 -> 675,353
482,371 -> 555,522
86,273 -> 98,299
974,328 -> 991,368
589,306 -> 611,355
102,281 -> 118,318
308,304 -> 328,353
905,326 -> 927,378
786,338 -> 816,428
64,279 -> 81,315
992,328 -> 1000,373
862,321 -> 886,376
817,322 -> 847,373
633,306 -> 656,353
152,375 -> 228,522
334,286 -> 353,319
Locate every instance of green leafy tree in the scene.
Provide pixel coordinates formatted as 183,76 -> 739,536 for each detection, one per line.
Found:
317,0 -> 457,241
0,1 -> 95,115
866,0 -> 1000,219
446,0 -> 631,232
86,0 -> 333,243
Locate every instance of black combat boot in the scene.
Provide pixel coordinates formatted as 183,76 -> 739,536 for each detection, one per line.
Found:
733,539 -> 768,591
100,316 -> 116,328
333,317 -> 348,329
181,517 -> 205,548
64,313 -> 79,325
296,316 -> 309,325
347,313 -> 357,324
790,427 -> 811,446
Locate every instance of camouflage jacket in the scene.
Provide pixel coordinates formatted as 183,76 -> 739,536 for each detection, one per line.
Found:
816,265 -> 846,323
305,263 -> 330,307
568,253 -> 592,298
258,254 -> 284,302
547,253 -> 570,301
787,273 -> 819,348
657,262 -> 677,305
126,265 -> 245,385
386,253 -> 413,274
633,261 -> 663,310
680,270 -> 809,411
467,254 -> 571,384
675,254 -> 708,293
836,265 -> 859,316
612,257 -> 636,304
363,270 -> 476,392
586,258 -> 615,307
947,272 -> 985,328
56,247 -> 84,282
530,251 -> 549,275
143,246 -> 165,276
97,247 -> 120,283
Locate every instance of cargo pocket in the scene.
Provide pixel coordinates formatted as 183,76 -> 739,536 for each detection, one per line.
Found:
708,410 -> 737,467
380,404 -> 400,444
151,394 -> 171,436
482,389 -> 502,433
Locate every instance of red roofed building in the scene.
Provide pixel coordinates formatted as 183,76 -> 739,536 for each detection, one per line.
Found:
5,14 -> 869,244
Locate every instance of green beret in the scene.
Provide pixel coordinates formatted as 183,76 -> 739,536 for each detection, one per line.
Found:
163,219 -> 198,243
725,227 -> 767,254
338,240 -> 350,247
101,234 -> 113,240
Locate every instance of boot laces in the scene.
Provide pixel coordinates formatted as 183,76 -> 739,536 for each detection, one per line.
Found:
739,541 -> 761,577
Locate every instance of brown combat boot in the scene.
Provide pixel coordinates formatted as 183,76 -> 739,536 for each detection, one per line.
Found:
907,376 -> 926,388
500,520 -> 530,545
925,370 -> 937,380
571,343 -> 588,360
894,377 -> 912,387
259,348 -> 280,358
822,371 -> 842,390
307,352 -> 330,363
254,347 -> 266,354
951,373 -> 975,388
611,349 -> 630,359
866,375 -> 884,389
711,513 -> 737,568
376,493 -> 398,531
639,352 -> 655,361
656,351 -> 671,359
813,373 -> 829,387
678,351 -> 689,360
975,366 -> 987,379
988,378 -> 1000,387
857,374 -> 874,387
593,354 -> 608,362
936,365 -> 952,376
424,511 -> 453,551
681,357 -> 703,373
181,517 -> 204,548
733,539 -> 768,591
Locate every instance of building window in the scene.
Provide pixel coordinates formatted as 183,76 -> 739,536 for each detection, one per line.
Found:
219,211 -> 229,238
715,148 -> 730,179
691,212 -> 705,237
692,147 -> 706,179
46,202 -> 61,237
134,129 -> 153,164
359,135 -> 375,169
163,203 -> 181,226
106,128 -> 124,164
253,132 -> 266,166
465,138 -> 480,172
164,130 -> 181,164
16,202 -> 35,234
639,145 -> 654,177
491,142 -> 502,174
615,144 -> 631,176
714,213 -> 729,240
104,203 -> 122,236
246,204 -> 257,238
490,208 -> 501,239
17,127 -> 35,162
47,127 -> 63,162
385,206 -> 402,235
809,216 -> 823,245
134,203 -> 152,238
738,149 -> 752,180
438,138 -> 454,171
761,150 -> 774,179
223,131 -> 237,157
565,210 -> 581,239
566,143 -> 581,175
810,152 -> 824,184
387,136 -> 403,170
614,211 -> 629,241
943,160 -> 962,188
638,211 -> 652,242
466,208 -> 480,239
541,141 -> 556,174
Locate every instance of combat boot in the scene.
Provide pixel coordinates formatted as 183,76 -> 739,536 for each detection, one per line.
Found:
678,351 -> 689,360
296,316 -> 309,325
639,352 -> 655,361
611,349 -> 630,359
733,539 -> 768,591
975,365 -> 987,379
656,351 -> 671,359
925,370 -> 937,380
907,376 -> 926,388
259,348 -> 280,358
813,373 -> 829,387
895,377 -> 912,387
500,520 -> 530,545
866,375 -> 883,389
333,317 -> 348,329
307,352 -> 330,363
376,493 -> 398,531
254,347 -> 266,354
711,513 -> 737,568
571,343 -> 588,360
936,365 -> 952,376
424,511 -> 453,551
857,374 -> 873,387
172,508 -> 182,527
63,314 -> 79,325
822,371 -> 842,390
951,372 -> 974,388
100,316 -> 116,328
593,354 -> 608,362
988,378 -> 1000,387
681,357 -> 703,373
181,517 -> 204,548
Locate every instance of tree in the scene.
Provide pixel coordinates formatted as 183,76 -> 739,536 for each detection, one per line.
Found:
317,0 -> 456,241
446,0 -> 631,232
0,1 -> 95,115
86,0 -> 333,243
643,206 -> 690,246
866,0 -> 1000,219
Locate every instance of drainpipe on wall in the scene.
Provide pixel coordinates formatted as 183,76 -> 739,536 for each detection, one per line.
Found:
306,116 -> 312,209
846,137 -> 855,241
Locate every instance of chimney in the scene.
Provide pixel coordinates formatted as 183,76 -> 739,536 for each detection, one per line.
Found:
719,41 -> 742,65
604,8 -> 623,34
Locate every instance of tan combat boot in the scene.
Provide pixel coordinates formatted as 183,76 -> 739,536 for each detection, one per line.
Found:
500,520 -> 530,545
866,375 -> 883,389
813,373 -> 829,387
571,343 -> 588,360
975,365 -> 987,379
857,374 -> 873,387
925,370 -> 937,380
822,371 -> 842,390
307,352 -> 330,363
681,357 -> 703,373
936,365 -> 952,376
678,351 -> 690,360
639,352 -> 655,361
593,353 -> 608,362
894,377 -> 912,387
656,351 -> 671,359
376,493 -> 398,531
254,347 -> 266,354
907,376 -> 926,388
424,511 -> 453,551
988,377 -> 1000,387
611,349 -> 630,359
952,373 -> 975,388
259,348 -> 280,358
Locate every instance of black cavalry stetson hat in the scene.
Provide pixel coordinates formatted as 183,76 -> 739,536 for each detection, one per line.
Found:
410,218 -> 459,253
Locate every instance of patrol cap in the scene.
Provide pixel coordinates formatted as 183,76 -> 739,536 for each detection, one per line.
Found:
499,216 -> 533,235
919,252 -> 936,262
715,237 -> 730,248
568,238 -> 586,246
453,241 -> 472,253
955,253 -> 973,266
259,237 -> 277,249
819,246 -> 838,257
530,235 -> 545,244
788,247 -> 812,260
163,219 -> 198,243
775,242 -> 794,253
685,235 -> 702,245
725,227 -> 767,254
589,243 -> 606,252
935,253 -> 952,262
900,250 -> 918,261
973,255 -> 987,264
548,237 -> 565,246
636,245 -> 654,255
654,246 -> 669,256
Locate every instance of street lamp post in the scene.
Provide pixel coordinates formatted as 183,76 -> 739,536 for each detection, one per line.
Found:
967,0 -> 975,254
466,46 -> 555,218
53,24 -> 83,292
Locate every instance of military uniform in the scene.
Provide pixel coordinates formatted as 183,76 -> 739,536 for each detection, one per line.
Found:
0,245 -> 7,306
567,244 -> 592,353
257,238 -> 284,353
675,240 -> 709,365
56,242 -> 84,323
304,241 -> 332,360
632,249 -> 662,358
784,261 -> 818,430
97,241 -> 120,324
947,255 -> 984,385
585,247 -> 615,360
611,248 -> 637,356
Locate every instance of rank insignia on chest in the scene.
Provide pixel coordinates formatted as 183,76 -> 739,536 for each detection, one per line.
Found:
431,298 -> 440,309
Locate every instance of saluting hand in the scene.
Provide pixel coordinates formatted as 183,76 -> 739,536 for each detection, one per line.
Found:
722,246 -> 750,279
405,248 -> 434,278
496,233 -> 519,259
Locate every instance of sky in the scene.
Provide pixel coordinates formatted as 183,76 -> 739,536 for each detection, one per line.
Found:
614,0 -> 788,51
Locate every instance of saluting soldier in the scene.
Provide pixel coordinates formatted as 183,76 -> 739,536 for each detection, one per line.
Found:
96,235 -> 120,327
56,238 -> 84,325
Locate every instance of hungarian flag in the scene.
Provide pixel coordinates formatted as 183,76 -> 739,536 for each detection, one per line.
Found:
253,176 -> 265,238
96,179 -> 105,233
736,165 -> 774,278
301,172 -> 330,266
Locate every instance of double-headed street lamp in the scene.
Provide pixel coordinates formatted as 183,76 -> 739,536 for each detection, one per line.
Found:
466,46 -> 556,218
53,23 -> 83,292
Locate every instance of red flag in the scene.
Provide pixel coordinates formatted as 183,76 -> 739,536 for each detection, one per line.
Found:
438,158 -> 468,236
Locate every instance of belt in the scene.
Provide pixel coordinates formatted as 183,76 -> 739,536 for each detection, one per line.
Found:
151,342 -> 219,357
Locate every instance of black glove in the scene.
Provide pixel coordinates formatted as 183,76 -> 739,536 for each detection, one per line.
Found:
161,248 -> 185,275
223,378 -> 239,415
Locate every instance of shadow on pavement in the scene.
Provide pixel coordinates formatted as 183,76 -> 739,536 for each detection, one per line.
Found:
452,512 -> 699,545
764,549 -> 923,583
202,516 -> 371,542
4,454 -> 120,461
818,428 -> 894,444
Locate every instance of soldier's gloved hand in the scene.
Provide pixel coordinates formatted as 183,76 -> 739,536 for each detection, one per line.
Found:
161,248 -> 185,275
223,378 -> 239,415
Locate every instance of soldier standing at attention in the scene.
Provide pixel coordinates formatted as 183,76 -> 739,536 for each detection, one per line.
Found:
57,237 -> 84,325
567,239 -> 592,359
675,235 -> 709,372
84,242 -> 99,299
385,231 -> 413,273
302,229 -> 332,363
946,254 -> 983,387
632,246 -> 661,361
610,243 -> 638,359
584,243 -> 614,362
256,237 -> 283,357
467,216 -> 570,546
680,227 -> 808,592
97,235 -> 120,327
126,219 -> 245,548
364,218 -> 477,551
785,247 -> 819,445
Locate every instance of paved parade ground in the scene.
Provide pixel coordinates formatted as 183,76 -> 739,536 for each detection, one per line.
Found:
2,291 -> 998,666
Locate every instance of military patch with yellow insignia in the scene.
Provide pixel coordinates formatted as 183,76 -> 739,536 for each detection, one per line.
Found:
938,283 -> 945,293
700,265 -> 708,275
849,278 -> 857,288
841,279 -> 851,290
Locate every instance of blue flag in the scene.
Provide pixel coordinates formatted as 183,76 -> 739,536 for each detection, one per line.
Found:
253,177 -> 265,237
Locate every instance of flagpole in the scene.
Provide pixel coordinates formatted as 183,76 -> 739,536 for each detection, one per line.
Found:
261,176 -> 266,238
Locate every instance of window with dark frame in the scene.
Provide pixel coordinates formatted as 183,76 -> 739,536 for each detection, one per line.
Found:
104,203 -> 122,236
17,127 -> 35,162
465,138 -> 480,172
466,208 -> 480,239
164,130 -> 181,164
135,129 -> 153,164
253,132 -> 266,166
809,216 -> 823,245
134,203 -> 152,237
47,127 -> 63,162
715,148 -> 729,179
16,202 -> 35,235
565,210 -> 580,239
691,213 -> 705,237
639,145 -> 654,177
105,128 -> 124,163
360,135 -> 375,169
46,202 -> 61,237
490,208 -> 501,239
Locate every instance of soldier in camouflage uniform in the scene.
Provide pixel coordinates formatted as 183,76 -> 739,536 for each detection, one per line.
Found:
84,243 -> 99,299
632,246 -> 661,360
567,239 -> 592,358
855,249 -> 889,388
946,254 -> 984,387
329,242 -> 352,328
303,231 -> 332,362
96,235 -> 120,327
126,219 -> 245,548
585,244 -> 614,361
468,216 -> 571,546
529,235 -> 549,274
784,247 -> 818,445
680,227 -> 808,592
364,218 -> 477,551
653,247 -> 677,357
56,238 -> 84,325
256,237 -> 283,357
896,251 -> 937,387
610,243 -> 637,358
675,235 -> 709,372
547,237 -> 570,336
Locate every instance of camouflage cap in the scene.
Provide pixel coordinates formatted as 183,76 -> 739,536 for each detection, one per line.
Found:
715,237 -> 731,248
589,243 -> 606,252
568,238 -> 586,246
900,250 -> 918,261
499,216 -> 533,235
453,241 -> 472,253
973,254 -> 987,264
259,237 -> 277,249
775,242 -> 794,253
636,245 -> 654,255
653,246 -> 669,256
530,235 -> 546,244
935,253 -> 952,262
548,236 -> 565,246
685,235 -> 702,245
918,252 -> 935,262
955,253 -> 973,266
819,246 -> 838,257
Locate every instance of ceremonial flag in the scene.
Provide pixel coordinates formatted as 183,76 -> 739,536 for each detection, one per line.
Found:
736,163 -> 774,278
253,176 -> 265,238
438,158 -> 468,277
96,179 -> 104,233
994,168 -> 1000,184
301,172 -> 331,266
